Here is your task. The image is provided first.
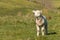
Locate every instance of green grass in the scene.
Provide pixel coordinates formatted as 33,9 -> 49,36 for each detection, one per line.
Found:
0,0 -> 41,16
0,0 -> 60,40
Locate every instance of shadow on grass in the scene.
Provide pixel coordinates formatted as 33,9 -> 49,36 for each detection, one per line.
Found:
47,32 -> 57,35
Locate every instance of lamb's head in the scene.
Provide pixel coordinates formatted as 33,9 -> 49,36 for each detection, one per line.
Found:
32,10 -> 42,17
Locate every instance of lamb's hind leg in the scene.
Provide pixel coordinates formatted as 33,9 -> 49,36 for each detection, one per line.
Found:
45,26 -> 48,35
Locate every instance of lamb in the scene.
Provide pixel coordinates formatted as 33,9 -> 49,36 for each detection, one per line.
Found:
32,10 -> 48,36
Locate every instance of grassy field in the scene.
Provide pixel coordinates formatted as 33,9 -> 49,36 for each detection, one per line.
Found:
0,0 -> 60,40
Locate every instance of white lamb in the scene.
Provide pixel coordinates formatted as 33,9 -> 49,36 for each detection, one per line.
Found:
33,10 -> 48,36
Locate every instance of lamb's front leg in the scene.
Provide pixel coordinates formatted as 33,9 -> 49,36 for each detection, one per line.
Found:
36,25 -> 40,37
41,26 -> 45,36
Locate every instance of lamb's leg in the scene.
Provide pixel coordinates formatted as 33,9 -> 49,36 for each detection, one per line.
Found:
41,26 -> 45,36
45,26 -> 48,35
36,25 -> 40,37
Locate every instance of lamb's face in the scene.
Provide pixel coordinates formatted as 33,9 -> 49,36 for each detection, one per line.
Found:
32,10 -> 42,17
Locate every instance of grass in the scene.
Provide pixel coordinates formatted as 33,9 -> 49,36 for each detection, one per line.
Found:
0,15 -> 36,40
0,11 -> 60,40
0,0 -> 60,40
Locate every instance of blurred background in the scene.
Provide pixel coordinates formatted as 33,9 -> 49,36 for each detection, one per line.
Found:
0,0 -> 60,40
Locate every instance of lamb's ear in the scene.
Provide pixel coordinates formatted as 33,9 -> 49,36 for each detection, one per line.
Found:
32,10 -> 35,13
32,10 -> 36,13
